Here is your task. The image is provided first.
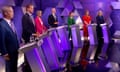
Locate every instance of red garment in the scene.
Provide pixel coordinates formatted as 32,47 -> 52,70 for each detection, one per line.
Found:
82,15 -> 91,37
35,16 -> 47,34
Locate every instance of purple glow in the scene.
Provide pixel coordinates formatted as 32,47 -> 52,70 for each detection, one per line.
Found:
25,48 -> 46,72
57,26 -> 70,51
41,37 -> 60,70
98,2 -> 103,8
101,24 -> 110,43
50,30 -> 64,57
88,24 -> 98,45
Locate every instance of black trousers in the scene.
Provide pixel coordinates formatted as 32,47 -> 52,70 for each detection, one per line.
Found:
6,52 -> 18,72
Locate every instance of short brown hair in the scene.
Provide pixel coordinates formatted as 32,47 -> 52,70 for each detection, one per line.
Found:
26,4 -> 33,8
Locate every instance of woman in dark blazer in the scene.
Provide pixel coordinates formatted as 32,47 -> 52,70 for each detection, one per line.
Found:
96,10 -> 105,39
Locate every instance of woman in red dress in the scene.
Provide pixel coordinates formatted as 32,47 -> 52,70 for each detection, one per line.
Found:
35,10 -> 47,35
82,10 -> 91,39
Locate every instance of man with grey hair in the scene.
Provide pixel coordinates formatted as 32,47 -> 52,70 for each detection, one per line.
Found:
0,6 -> 19,72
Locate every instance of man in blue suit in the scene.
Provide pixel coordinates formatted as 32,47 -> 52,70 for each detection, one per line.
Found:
0,6 -> 19,72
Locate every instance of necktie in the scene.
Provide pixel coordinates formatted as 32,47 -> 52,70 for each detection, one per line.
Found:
10,21 -> 16,33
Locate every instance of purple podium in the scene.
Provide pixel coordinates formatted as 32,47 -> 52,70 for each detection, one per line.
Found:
70,24 -> 83,48
19,42 -> 48,72
56,25 -> 71,51
88,24 -> 98,45
41,33 -> 61,70
48,28 -> 64,58
70,24 -> 83,64
100,23 -> 110,43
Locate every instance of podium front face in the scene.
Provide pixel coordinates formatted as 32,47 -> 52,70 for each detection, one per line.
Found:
0,56 -> 5,72
100,24 -> 110,43
20,42 -> 47,72
25,48 -> 47,72
56,26 -> 71,51
71,25 -> 83,48
41,36 -> 60,70
88,24 -> 98,45
50,29 -> 64,58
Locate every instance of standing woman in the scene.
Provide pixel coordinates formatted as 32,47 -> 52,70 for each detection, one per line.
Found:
82,10 -> 91,40
67,12 -> 75,38
96,10 -> 105,39
35,10 -> 47,35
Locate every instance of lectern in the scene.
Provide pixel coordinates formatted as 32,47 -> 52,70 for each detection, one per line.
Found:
70,24 -> 83,48
19,41 -> 49,72
88,24 -> 98,45
100,23 -> 110,43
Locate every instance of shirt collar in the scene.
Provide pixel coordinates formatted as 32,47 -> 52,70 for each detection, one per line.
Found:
4,18 -> 11,26
27,12 -> 32,16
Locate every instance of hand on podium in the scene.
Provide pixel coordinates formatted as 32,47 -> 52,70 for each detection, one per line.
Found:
54,22 -> 58,24
3,54 -> 10,61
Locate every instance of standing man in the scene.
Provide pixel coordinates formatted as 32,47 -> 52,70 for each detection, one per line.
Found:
0,6 -> 19,72
22,4 -> 36,43
48,8 -> 58,27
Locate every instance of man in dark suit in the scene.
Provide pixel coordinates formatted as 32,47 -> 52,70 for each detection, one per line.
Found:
0,6 -> 19,72
48,8 -> 58,27
22,4 -> 36,43
22,4 -> 36,72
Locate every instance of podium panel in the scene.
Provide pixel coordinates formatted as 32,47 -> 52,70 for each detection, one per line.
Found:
56,26 -> 70,51
88,24 -> 98,45
71,24 -> 83,48
20,42 -> 48,72
49,28 -> 64,58
41,36 -> 60,70
100,24 -> 110,43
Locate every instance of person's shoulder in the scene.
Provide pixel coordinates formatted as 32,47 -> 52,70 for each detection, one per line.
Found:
0,19 -> 6,24
0,19 -> 4,29
23,13 -> 29,17
49,14 -> 52,17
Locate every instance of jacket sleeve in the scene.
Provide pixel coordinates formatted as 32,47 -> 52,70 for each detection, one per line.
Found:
0,25 -> 8,55
48,15 -> 54,25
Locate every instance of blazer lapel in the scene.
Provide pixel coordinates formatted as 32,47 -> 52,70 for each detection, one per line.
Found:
3,20 -> 16,34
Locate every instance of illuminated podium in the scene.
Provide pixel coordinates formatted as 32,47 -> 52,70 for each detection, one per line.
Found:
48,28 -> 64,58
88,24 -> 98,45
19,41 -> 50,72
41,32 -> 61,70
70,24 -> 83,48
100,23 -> 110,43
56,25 -> 71,51
70,24 -> 83,64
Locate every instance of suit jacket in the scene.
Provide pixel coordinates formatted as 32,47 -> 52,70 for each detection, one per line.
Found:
96,15 -> 105,25
35,16 -> 47,34
0,19 -> 19,55
22,13 -> 36,43
48,14 -> 58,27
